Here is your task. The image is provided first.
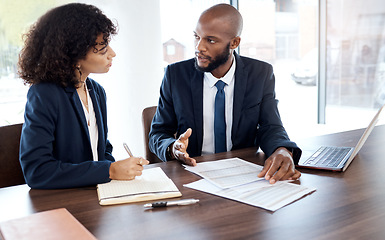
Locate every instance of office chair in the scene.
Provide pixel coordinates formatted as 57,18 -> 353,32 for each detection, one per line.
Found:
0,123 -> 26,188
141,106 -> 163,163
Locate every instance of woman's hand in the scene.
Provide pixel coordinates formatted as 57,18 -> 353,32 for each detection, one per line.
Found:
109,157 -> 149,180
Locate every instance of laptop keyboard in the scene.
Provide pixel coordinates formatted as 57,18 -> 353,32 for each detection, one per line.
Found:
304,146 -> 352,167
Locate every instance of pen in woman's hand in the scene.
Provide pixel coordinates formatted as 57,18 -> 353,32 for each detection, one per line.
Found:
123,142 -> 134,157
123,142 -> 147,166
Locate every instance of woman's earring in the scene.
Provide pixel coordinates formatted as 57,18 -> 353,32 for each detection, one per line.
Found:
76,66 -> 83,78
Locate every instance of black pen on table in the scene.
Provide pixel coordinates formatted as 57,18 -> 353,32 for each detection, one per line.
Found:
144,199 -> 199,208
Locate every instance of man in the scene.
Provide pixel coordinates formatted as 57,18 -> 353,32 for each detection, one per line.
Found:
149,3 -> 301,184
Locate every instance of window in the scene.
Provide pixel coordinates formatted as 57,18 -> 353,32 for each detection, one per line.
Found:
159,0 -> 229,64
167,45 -> 175,55
326,0 -> 385,112
0,1 -> 63,125
239,0 -> 319,139
2,0 -> 385,157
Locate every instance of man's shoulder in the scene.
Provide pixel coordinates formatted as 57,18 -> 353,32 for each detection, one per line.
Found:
235,54 -> 273,76
237,54 -> 272,68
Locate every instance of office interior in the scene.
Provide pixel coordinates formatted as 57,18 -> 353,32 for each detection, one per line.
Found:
1,0 -> 385,159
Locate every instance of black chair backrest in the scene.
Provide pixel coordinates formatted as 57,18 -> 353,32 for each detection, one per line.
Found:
0,123 -> 25,188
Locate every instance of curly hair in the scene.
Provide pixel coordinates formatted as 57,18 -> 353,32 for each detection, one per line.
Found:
18,3 -> 117,87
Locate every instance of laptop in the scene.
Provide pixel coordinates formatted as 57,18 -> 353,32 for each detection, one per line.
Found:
297,104 -> 385,172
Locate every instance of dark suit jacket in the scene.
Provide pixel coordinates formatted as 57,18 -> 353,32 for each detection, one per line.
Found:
19,78 -> 115,189
149,53 -> 301,162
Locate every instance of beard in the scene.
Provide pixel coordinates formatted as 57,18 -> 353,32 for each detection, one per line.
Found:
194,43 -> 231,73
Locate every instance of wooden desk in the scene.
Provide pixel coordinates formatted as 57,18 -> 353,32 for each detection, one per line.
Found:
1,125 -> 385,239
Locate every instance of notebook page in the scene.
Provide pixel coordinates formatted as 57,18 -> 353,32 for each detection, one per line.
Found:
97,167 -> 180,201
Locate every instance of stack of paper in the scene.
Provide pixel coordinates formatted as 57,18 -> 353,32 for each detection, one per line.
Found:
97,167 -> 181,206
184,158 -> 265,188
184,158 -> 316,211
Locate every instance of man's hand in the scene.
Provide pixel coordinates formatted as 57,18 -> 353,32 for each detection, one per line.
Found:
257,147 -> 301,184
171,128 -> 197,166
109,157 -> 149,180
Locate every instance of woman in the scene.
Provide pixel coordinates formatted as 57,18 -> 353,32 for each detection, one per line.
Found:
18,3 -> 148,189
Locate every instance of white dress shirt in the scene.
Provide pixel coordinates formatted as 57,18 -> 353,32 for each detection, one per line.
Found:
79,83 -> 99,162
201,58 -> 236,155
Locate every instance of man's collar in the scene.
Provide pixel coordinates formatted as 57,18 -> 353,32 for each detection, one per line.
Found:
204,56 -> 236,87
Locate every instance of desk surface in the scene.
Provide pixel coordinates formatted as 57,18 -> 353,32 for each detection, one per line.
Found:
1,125 -> 385,239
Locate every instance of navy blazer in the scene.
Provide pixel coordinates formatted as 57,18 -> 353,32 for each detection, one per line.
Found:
20,78 -> 115,189
149,53 -> 301,162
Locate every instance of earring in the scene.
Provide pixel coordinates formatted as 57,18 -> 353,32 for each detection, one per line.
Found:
76,66 -> 82,75
76,65 -> 83,81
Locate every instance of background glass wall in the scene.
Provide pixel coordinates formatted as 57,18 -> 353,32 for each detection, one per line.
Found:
325,0 -> 385,124
0,0 -> 67,125
1,0 -> 384,158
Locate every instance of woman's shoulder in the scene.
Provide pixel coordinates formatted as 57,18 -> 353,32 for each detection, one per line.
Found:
28,82 -> 64,96
26,83 -> 66,111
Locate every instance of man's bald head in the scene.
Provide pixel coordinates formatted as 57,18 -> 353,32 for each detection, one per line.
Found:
194,4 -> 243,77
198,3 -> 243,38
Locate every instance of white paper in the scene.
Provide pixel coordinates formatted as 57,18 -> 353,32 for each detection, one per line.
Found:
184,158 -> 264,188
183,158 -> 316,211
184,179 -> 316,211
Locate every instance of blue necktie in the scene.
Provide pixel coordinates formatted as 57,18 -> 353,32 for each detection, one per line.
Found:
214,80 -> 226,153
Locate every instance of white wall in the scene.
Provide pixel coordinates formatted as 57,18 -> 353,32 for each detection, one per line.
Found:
81,0 -> 164,159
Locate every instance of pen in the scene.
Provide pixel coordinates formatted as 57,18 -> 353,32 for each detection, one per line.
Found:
123,142 -> 134,157
143,199 -> 199,208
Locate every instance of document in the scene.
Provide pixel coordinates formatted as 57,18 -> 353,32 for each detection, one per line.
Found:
184,158 -> 316,211
184,158 -> 264,188
97,167 -> 181,206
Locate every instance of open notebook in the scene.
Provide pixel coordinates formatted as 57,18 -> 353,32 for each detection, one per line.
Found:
97,167 -> 181,205
297,104 -> 385,172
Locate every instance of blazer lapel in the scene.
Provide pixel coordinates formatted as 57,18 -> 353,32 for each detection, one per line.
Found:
232,53 -> 247,142
86,80 -> 105,154
191,67 -> 204,154
65,85 -> 91,143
